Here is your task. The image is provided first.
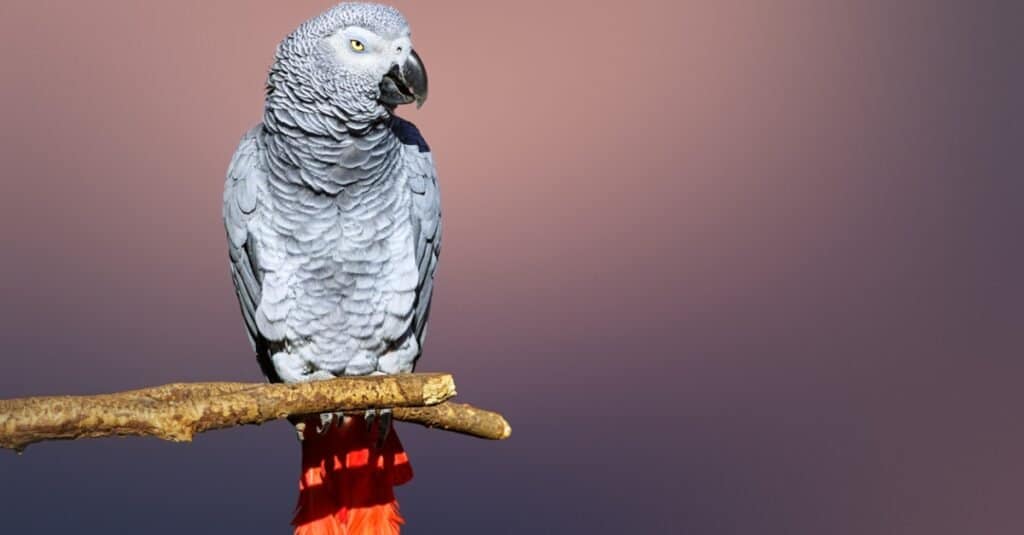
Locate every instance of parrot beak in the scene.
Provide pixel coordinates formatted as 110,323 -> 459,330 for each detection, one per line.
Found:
379,49 -> 428,109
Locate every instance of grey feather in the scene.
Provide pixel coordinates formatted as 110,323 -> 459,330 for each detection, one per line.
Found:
223,126 -> 280,380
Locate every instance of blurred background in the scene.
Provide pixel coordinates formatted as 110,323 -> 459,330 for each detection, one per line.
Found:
0,1 -> 1020,533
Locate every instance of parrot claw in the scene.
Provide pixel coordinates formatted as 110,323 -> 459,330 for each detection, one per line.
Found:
317,413 -> 334,433
314,412 -> 346,435
292,420 -> 306,441
364,408 -> 393,447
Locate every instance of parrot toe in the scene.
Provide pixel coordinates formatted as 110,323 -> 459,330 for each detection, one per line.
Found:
364,408 -> 393,447
314,412 -> 347,434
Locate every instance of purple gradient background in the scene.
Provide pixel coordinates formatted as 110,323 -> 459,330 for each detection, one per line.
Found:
0,1 -> 1021,533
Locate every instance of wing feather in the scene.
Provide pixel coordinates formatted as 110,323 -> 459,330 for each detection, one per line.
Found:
392,118 -> 442,356
223,126 -> 279,381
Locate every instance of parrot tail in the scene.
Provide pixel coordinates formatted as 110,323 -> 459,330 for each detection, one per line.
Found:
292,415 -> 414,535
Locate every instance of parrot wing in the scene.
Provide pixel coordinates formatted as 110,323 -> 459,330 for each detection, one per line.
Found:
223,126 -> 278,381
393,118 -> 442,358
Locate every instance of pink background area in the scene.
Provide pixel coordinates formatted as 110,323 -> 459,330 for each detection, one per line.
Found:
1,1 -> 1020,533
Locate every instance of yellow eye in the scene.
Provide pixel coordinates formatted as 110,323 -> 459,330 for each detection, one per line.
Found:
350,39 -> 365,52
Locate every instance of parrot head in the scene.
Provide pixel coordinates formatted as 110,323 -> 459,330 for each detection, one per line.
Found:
268,3 -> 428,130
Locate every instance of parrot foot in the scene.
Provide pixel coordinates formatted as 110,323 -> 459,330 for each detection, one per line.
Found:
314,412 -> 349,434
296,411 -> 389,444
317,413 -> 335,433
290,412 -> 347,441
364,408 -> 393,448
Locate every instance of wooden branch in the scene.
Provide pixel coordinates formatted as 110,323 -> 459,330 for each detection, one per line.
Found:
0,373 -> 510,452
393,402 -> 511,440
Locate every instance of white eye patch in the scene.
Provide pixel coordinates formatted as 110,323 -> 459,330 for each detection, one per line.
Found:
326,26 -> 381,57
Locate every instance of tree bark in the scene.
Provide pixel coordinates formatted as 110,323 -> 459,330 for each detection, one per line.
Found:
393,403 -> 511,440
0,373 -> 510,452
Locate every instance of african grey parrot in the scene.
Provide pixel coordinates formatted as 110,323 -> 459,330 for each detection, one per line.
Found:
221,4 -> 439,533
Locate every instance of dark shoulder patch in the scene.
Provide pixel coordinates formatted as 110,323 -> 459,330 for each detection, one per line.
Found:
389,116 -> 431,153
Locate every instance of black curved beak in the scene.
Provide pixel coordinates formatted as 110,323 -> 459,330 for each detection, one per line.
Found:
379,49 -> 428,108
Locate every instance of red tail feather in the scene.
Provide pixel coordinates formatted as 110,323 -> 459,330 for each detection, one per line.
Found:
293,415 -> 413,535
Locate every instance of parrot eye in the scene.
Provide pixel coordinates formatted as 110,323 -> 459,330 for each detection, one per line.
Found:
350,39 -> 366,52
